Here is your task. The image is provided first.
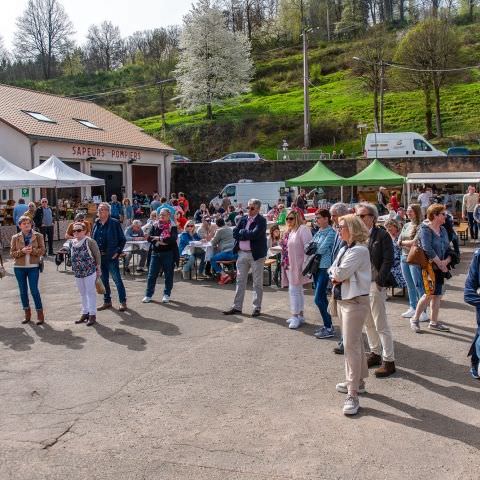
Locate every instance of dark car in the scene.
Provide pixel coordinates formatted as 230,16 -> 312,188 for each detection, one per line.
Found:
447,147 -> 471,156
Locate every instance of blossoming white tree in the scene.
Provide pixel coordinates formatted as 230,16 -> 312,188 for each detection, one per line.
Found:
175,0 -> 254,119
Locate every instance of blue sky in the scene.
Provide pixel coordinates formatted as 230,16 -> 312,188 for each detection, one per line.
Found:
0,0 -> 192,51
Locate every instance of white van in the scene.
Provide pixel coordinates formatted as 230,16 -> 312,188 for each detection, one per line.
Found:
210,180 -> 292,210
365,132 -> 446,158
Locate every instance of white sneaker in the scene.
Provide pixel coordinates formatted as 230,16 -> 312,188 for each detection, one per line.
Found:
401,308 -> 415,318
288,317 -> 302,329
142,296 -> 152,303
343,395 -> 360,415
419,311 -> 429,322
162,294 -> 170,304
286,317 -> 294,324
336,380 -> 366,394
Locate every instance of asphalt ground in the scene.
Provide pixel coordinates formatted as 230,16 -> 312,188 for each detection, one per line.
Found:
0,242 -> 479,479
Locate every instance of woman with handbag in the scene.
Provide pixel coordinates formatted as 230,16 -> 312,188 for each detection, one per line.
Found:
398,204 -> 428,321
10,215 -> 46,325
409,204 -> 452,333
310,208 -> 337,339
70,222 -> 101,326
328,214 -> 371,416
281,210 -> 312,329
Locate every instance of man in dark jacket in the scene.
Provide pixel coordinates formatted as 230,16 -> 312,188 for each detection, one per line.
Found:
33,198 -> 55,255
92,203 -> 127,311
464,249 -> 480,379
356,202 -> 396,378
224,198 -> 267,317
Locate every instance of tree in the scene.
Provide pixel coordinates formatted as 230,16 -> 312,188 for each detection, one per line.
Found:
86,21 -> 124,71
14,0 -> 74,79
394,19 -> 460,137
350,27 -> 393,132
175,0 -> 254,119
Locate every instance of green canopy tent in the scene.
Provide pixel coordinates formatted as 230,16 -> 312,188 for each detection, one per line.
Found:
342,159 -> 405,186
342,159 -> 405,205
285,161 -> 347,201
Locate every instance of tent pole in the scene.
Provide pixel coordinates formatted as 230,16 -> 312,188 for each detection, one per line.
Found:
340,186 -> 344,202
55,187 -> 60,242
406,183 -> 411,206
103,185 -> 107,203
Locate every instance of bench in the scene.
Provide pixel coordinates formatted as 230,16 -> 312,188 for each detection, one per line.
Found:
455,223 -> 469,245
263,258 -> 277,287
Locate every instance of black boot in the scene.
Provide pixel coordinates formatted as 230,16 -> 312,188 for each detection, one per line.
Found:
86,315 -> 96,326
75,313 -> 89,324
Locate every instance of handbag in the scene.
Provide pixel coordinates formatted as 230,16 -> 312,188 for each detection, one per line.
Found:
0,255 -> 6,279
327,295 -> 338,317
407,244 -> 428,268
38,256 -> 44,273
95,276 -> 106,295
304,240 -> 317,256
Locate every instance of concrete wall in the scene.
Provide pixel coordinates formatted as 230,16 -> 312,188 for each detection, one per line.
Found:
171,156 -> 480,211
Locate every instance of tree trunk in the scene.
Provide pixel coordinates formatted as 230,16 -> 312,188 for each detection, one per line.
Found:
423,86 -> 434,139
399,0 -> 405,22
433,79 -> 443,137
206,103 -> 213,120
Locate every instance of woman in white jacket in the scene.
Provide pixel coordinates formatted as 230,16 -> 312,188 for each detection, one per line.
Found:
328,214 -> 371,416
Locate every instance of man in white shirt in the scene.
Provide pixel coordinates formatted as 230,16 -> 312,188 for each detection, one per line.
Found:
417,188 -> 432,218
463,185 -> 479,240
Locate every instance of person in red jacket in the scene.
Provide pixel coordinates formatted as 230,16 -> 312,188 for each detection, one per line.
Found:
390,191 -> 399,212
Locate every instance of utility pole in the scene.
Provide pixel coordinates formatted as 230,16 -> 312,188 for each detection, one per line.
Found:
303,28 -> 311,149
326,1 -> 330,42
379,60 -> 385,133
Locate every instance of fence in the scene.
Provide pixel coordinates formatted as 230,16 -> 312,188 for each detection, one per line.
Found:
276,150 -> 331,161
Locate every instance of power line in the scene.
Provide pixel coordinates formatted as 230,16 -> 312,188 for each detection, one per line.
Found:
69,78 -> 175,100
353,56 -> 480,72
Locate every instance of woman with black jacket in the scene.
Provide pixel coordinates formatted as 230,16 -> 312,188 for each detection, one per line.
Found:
142,209 -> 178,304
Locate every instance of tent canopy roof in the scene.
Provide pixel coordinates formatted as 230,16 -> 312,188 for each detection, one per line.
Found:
407,172 -> 480,184
285,161 -> 346,187
30,155 -> 105,187
342,159 -> 405,186
0,155 -> 55,188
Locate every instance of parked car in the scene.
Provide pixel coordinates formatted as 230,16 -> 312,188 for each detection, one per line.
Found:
447,146 -> 471,156
364,132 -> 446,158
211,152 -> 264,163
172,154 -> 192,163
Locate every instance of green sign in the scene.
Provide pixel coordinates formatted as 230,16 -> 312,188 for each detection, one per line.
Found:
21,188 -> 29,197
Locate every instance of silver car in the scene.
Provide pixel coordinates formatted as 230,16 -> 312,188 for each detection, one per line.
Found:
211,152 -> 264,163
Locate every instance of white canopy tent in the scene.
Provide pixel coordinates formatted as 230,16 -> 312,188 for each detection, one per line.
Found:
30,155 -> 105,188
0,155 -> 55,189
406,172 -> 480,201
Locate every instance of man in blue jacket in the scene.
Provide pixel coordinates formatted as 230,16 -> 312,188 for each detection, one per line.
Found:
224,198 -> 267,317
464,249 -> 480,379
92,203 -> 127,311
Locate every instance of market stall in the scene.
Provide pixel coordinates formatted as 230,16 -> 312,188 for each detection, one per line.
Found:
0,155 -> 55,247
285,161 -> 347,201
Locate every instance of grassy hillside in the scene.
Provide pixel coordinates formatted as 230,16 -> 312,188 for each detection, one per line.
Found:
136,24 -> 480,160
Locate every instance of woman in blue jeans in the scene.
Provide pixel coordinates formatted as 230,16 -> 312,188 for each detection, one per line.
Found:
10,215 -> 46,325
398,204 -> 428,321
142,209 -> 178,304
310,208 -> 337,338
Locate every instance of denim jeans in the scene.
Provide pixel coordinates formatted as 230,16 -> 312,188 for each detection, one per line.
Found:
400,254 -> 424,310
313,268 -> 332,328
210,251 -> 237,273
40,225 -> 54,255
146,251 -> 174,297
101,256 -> 127,304
14,267 -> 43,310
183,252 -> 206,275
468,212 -> 478,240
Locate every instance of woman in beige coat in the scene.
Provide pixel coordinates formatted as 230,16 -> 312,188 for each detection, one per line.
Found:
10,215 -> 46,324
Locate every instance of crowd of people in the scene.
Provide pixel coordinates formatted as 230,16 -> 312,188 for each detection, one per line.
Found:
4,184 -> 480,417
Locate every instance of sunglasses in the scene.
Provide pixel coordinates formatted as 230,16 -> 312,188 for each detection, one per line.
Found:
286,217 -> 295,221
186,225 -> 194,228
248,206 -> 256,210
73,229 -> 83,233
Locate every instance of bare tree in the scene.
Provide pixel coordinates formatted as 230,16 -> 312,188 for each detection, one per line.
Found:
350,27 -> 393,132
14,0 -> 74,79
86,21 -> 124,71
394,18 -> 459,137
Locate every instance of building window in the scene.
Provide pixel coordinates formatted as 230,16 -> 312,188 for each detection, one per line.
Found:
22,111 -> 56,123
74,118 -> 102,130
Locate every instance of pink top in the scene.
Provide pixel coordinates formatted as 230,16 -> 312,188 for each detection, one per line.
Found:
281,224 -> 313,287
239,215 -> 256,251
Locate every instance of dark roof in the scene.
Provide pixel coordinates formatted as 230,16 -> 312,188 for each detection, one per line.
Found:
0,83 -> 174,152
